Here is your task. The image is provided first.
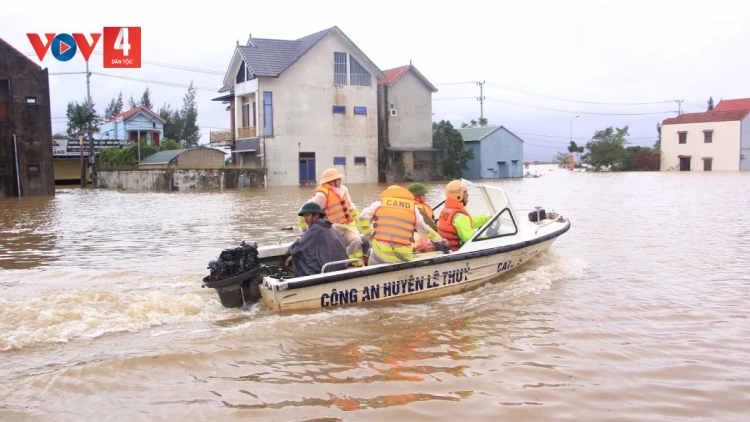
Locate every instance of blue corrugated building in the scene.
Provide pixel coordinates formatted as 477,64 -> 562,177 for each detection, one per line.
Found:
457,126 -> 524,179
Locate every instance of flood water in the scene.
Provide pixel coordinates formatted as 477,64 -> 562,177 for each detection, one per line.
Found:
1,165 -> 749,421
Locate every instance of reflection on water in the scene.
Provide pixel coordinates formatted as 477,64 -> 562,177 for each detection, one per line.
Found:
2,169 -> 750,421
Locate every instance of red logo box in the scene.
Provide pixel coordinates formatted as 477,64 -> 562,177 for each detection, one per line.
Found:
103,27 -> 141,68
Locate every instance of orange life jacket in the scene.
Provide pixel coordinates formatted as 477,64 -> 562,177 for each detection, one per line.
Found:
438,198 -> 471,251
373,186 -> 416,246
315,184 -> 352,224
415,200 -> 434,221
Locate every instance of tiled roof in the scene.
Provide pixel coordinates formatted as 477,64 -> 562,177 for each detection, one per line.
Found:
236,26 -> 382,80
457,126 -> 502,141
662,109 -> 750,125
139,149 -> 189,165
712,98 -> 750,112
378,64 -> 438,92
105,105 -> 166,124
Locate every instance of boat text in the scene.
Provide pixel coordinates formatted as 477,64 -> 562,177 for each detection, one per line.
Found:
320,263 -> 471,308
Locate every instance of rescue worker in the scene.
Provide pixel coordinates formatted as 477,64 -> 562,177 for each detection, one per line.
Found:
438,179 -> 491,251
285,202 -> 348,276
359,185 -> 449,265
408,182 -> 438,231
300,168 -> 365,266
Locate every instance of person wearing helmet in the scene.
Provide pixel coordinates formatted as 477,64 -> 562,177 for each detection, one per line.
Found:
438,179 -> 491,251
358,185 -> 449,265
407,182 -> 438,232
301,168 -> 365,266
285,202 -> 348,276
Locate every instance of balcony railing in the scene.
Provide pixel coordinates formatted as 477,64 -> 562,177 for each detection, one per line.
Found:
209,129 -> 233,147
238,126 -> 256,139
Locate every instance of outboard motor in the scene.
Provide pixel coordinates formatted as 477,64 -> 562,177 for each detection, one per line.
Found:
202,241 -> 266,308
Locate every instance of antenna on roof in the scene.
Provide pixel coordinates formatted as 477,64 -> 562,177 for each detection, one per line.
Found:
247,33 -> 256,47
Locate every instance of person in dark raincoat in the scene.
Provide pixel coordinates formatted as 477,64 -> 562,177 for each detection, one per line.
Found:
285,202 -> 348,277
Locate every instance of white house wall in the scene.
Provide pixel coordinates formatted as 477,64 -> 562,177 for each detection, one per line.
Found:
661,120 -> 741,171
257,32 -> 379,187
386,70 -> 433,149
741,114 -> 750,171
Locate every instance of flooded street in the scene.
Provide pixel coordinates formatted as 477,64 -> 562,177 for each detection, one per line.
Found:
2,166 -> 750,421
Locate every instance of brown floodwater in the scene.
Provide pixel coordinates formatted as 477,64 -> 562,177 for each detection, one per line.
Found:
1,165 -> 749,421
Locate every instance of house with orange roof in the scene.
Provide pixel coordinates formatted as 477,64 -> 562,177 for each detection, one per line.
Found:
98,105 -> 166,147
377,63 -> 439,182
661,98 -> 750,171
210,26 -> 384,187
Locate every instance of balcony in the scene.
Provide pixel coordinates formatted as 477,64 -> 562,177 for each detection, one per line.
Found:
209,129 -> 233,147
238,126 -> 256,139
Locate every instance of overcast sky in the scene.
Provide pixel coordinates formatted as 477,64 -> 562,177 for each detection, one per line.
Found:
3,0 -> 749,161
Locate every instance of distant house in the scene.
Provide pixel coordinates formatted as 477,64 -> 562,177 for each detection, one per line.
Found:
99,105 -> 166,147
211,26 -> 384,187
377,63 -> 440,182
661,98 -> 750,171
0,36 -> 55,197
138,147 -> 226,169
457,126 -> 524,179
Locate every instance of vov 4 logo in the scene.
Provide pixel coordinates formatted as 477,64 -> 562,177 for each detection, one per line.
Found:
26,27 -> 141,68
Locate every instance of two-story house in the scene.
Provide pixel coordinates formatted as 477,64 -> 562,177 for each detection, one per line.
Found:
377,63 -> 440,182
661,98 -> 750,171
0,36 -> 55,197
457,126 -> 524,179
211,26 -> 384,187
99,105 -> 166,147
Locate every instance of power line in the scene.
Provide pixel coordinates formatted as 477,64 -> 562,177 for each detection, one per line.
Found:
485,81 -> 676,106
90,72 -> 220,91
484,96 -> 676,116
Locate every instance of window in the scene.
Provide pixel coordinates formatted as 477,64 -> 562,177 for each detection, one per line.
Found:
236,61 -> 246,84
354,157 -> 366,165
25,97 -> 37,105
703,158 -> 712,171
334,52 -> 347,85
0,79 -> 10,121
474,208 -> 518,240
263,92 -> 273,136
703,130 -> 713,143
27,165 -> 40,173
354,107 -> 367,115
678,132 -> 687,144
334,157 -> 346,165
349,56 -> 371,86
242,96 -> 250,128
332,105 -> 346,114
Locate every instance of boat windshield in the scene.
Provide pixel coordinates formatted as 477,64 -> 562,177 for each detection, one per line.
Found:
433,182 -> 519,242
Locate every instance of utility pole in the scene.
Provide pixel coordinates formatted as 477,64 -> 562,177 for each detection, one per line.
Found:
675,99 -> 683,115
86,61 -> 97,187
79,134 -> 85,188
476,81 -> 485,119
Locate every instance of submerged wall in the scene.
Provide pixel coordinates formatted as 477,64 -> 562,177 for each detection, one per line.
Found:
98,168 -> 267,191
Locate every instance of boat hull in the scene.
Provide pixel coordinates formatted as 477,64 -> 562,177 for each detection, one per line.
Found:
259,231 -> 563,311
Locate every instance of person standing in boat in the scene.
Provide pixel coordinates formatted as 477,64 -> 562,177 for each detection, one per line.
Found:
300,168 -> 365,267
359,185 -> 448,265
408,182 -> 438,232
438,179 -> 491,252
285,202 -> 348,276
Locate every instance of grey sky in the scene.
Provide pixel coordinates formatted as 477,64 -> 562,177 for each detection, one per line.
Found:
3,0 -> 749,161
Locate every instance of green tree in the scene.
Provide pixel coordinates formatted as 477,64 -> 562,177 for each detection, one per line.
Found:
98,140 -> 159,167
158,103 -> 183,143
581,126 -> 630,171
654,123 -> 661,150
707,96 -> 714,111
104,91 -> 124,120
433,120 -> 474,179
66,98 -> 101,140
554,151 -> 570,169
139,87 -> 153,110
159,138 -> 182,151
478,117 -> 488,127
180,82 -> 200,148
